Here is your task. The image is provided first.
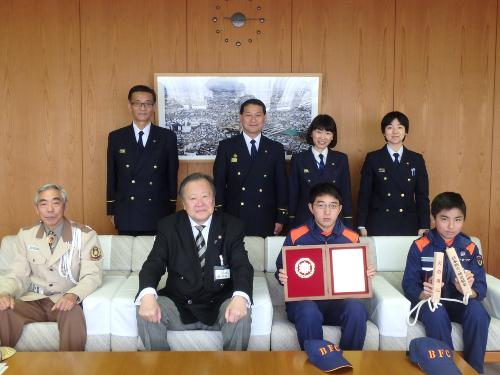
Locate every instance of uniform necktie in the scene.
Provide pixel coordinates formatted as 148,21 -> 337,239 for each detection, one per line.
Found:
393,152 -> 400,164
250,139 -> 257,159
138,131 -> 145,152
47,230 -> 56,252
318,154 -> 325,172
195,225 -> 207,269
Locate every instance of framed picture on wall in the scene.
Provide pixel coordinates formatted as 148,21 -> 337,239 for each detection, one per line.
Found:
154,73 -> 322,160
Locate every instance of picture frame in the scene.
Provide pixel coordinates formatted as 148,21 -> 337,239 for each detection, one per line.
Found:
282,244 -> 372,302
154,73 -> 322,160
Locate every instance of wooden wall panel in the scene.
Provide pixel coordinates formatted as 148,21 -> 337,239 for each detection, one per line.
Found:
187,0 -> 292,72
0,0 -> 82,238
81,0 -> 187,234
394,0 -> 496,270
292,0 -> 395,210
489,1 -> 500,278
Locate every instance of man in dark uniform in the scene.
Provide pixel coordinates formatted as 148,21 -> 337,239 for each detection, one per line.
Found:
357,111 -> 430,236
107,85 -> 179,235
213,98 -> 288,237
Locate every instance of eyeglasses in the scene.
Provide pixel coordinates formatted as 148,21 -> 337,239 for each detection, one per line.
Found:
130,101 -> 154,109
314,202 -> 340,210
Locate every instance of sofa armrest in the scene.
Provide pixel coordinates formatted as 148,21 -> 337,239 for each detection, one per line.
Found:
83,275 -> 127,335
251,277 -> 273,336
484,274 -> 500,319
368,275 -> 411,337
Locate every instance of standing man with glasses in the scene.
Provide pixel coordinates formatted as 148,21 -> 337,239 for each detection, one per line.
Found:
107,85 -> 179,236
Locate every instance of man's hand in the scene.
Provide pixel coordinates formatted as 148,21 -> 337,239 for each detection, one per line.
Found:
224,296 -> 248,324
419,276 -> 444,300
274,223 -> 283,235
359,228 -> 368,237
455,270 -> 476,297
108,215 -> 115,227
278,268 -> 288,285
0,294 -> 14,311
366,265 -> 376,279
138,294 -> 162,323
52,293 -> 78,311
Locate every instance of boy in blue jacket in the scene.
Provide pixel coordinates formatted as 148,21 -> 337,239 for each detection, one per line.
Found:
276,182 -> 374,350
402,192 -> 489,373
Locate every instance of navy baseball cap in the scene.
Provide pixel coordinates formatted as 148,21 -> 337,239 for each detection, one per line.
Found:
409,337 -> 461,375
304,339 -> 352,372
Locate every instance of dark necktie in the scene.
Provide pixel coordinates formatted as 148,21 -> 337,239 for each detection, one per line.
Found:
250,139 -> 257,159
138,131 -> 145,152
195,225 -> 206,269
318,154 -> 325,172
393,152 -> 400,164
47,231 -> 56,252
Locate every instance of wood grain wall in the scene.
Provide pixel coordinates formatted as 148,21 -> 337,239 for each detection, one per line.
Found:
1,0 -> 499,276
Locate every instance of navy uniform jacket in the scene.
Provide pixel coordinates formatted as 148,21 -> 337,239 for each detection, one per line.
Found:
357,146 -> 430,235
288,148 -> 353,228
107,124 -> 179,232
275,217 -> 359,279
213,133 -> 288,237
402,229 -> 487,304
137,210 -> 254,326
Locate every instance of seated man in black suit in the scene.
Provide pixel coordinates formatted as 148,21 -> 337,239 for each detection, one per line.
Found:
135,173 -> 254,350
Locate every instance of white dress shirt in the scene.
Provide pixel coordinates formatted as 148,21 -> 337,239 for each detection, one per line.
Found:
242,132 -> 262,155
133,122 -> 151,147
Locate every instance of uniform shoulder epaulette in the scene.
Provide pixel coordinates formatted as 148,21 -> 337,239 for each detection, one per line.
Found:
73,222 -> 93,233
415,236 -> 430,253
341,228 -> 359,243
290,225 -> 309,245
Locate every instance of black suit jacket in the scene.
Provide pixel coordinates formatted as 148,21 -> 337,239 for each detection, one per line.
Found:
107,124 -> 178,232
138,210 -> 254,325
357,145 -> 430,235
288,148 -> 353,228
213,133 -> 288,237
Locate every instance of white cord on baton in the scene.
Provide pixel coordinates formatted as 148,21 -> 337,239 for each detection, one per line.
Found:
407,293 -> 470,326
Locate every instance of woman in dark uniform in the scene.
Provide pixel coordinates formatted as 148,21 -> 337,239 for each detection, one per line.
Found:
288,114 -> 353,228
357,111 -> 430,236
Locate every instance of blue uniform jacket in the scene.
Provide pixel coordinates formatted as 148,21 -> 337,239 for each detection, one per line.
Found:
357,145 -> 430,235
402,229 -> 487,304
275,217 -> 359,281
107,124 -> 179,232
288,148 -> 353,228
213,133 -> 288,237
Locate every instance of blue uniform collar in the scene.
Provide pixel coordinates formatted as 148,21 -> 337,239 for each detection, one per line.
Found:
305,217 -> 345,243
426,229 -> 470,249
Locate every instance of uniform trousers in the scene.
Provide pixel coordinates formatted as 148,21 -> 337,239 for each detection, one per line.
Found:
286,299 -> 368,350
136,296 -> 252,351
418,298 -> 490,373
0,298 -> 86,351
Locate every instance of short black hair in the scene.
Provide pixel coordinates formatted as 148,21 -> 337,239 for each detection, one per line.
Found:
380,111 -> 409,133
178,173 -> 215,198
306,114 -> 337,148
128,85 -> 157,103
431,192 -> 466,219
309,182 -> 343,205
240,98 -> 266,115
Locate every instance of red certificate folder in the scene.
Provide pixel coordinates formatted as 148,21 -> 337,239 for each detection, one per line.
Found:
283,244 -> 372,301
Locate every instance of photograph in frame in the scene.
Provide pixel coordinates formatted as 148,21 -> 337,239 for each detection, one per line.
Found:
155,73 -> 322,160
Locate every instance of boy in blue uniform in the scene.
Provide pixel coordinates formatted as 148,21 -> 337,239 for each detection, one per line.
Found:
402,192 -> 490,373
276,182 -> 374,350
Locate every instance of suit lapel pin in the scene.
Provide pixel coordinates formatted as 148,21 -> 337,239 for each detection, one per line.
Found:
119,149 -> 126,154
153,139 -> 157,143
304,169 -> 309,173
378,168 -> 385,173
264,149 -> 268,153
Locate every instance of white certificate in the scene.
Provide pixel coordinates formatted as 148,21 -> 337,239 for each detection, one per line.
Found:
330,247 -> 367,294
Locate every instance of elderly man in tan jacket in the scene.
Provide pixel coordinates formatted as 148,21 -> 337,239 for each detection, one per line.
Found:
0,183 -> 103,351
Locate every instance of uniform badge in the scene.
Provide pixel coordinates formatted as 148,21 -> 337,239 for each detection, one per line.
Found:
231,154 -> 238,163
460,251 -> 466,256
304,169 -> 309,173
90,246 -> 102,261
294,257 -> 315,279
119,149 -> 126,154
378,168 -> 385,173
476,254 -> 484,267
